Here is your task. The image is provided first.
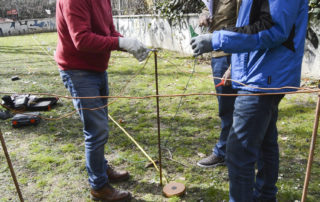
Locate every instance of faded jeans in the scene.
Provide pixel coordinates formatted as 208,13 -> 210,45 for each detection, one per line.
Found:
60,70 -> 109,190
211,56 -> 237,158
227,90 -> 284,202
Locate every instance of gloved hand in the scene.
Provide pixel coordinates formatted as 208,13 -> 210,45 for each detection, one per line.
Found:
190,34 -> 213,57
119,38 -> 150,62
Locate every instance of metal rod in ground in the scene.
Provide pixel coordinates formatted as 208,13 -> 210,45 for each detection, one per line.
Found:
0,129 -> 24,202
301,89 -> 320,202
154,50 -> 163,186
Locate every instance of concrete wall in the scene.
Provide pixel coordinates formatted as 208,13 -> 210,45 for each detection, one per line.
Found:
303,19 -> 320,79
0,18 -> 56,36
114,14 -> 201,56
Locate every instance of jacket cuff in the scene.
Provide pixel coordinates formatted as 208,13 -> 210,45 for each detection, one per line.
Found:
211,31 -> 221,51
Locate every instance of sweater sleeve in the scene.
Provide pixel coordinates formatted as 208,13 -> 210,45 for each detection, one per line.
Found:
211,0 -> 300,53
63,0 -> 119,53
110,23 -> 123,37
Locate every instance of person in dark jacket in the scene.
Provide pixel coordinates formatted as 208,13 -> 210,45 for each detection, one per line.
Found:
196,0 -> 239,168
191,0 -> 308,201
55,0 -> 149,201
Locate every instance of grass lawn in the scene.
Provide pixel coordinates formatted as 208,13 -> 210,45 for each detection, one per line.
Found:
0,32 -> 319,202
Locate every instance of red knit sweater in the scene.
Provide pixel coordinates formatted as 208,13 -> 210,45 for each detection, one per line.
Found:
55,0 -> 122,72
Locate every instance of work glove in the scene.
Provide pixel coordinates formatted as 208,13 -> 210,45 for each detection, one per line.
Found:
119,37 -> 150,62
190,34 -> 213,57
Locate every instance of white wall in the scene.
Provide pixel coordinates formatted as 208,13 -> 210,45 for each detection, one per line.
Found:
0,18 -> 56,36
304,42 -> 320,79
114,14 -> 202,55
303,20 -> 320,79
114,14 -> 320,79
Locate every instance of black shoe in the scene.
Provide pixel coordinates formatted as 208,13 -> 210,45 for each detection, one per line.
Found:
197,154 -> 225,168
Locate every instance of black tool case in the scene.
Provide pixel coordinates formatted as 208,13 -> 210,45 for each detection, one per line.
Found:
11,112 -> 41,128
27,97 -> 59,111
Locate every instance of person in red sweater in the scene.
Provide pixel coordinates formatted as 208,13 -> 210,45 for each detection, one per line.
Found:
55,0 -> 149,201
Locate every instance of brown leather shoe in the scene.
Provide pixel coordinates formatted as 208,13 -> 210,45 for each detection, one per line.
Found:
107,166 -> 129,182
91,183 -> 131,202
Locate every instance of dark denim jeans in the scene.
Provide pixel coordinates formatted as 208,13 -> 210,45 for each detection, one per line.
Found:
211,56 -> 237,158
60,70 -> 109,190
226,91 -> 284,202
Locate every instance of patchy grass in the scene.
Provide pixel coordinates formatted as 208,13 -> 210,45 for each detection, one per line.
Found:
0,33 -> 319,201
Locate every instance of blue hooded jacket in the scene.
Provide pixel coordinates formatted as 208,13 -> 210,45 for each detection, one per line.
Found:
211,0 -> 309,92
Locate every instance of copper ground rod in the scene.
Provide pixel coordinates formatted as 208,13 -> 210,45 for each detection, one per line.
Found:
0,129 -> 24,202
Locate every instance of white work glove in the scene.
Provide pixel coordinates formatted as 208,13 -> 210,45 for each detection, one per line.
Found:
119,37 -> 150,62
190,34 -> 213,57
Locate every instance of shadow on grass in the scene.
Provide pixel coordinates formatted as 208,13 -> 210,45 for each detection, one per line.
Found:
0,70 -> 61,79
118,179 -> 229,201
0,45 -> 52,56
109,68 -> 197,78
279,104 -> 316,119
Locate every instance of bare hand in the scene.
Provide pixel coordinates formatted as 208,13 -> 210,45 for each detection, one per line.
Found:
199,13 -> 211,27
222,67 -> 232,86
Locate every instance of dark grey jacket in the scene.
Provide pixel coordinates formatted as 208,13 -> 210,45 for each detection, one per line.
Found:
202,0 -> 240,57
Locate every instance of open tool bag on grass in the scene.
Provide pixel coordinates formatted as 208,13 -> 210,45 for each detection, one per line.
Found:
1,95 -> 59,128
1,94 -> 58,111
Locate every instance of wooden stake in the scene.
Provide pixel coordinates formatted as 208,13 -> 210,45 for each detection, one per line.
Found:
301,82 -> 320,202
0,129 -> 24,202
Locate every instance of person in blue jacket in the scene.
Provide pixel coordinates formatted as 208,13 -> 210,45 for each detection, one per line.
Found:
190,0 -> 309,201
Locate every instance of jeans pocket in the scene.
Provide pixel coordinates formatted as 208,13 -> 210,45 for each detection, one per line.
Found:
59,71 -> 78,97
60,71 -> 70,89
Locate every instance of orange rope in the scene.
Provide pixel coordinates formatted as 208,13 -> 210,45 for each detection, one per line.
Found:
1,89 -> 319,101
2,89 -> 318,121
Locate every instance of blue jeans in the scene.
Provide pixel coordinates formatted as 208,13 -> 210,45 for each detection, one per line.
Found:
226,91 -> 284,202
60,70 -> 109,190
211,56 -> 237,158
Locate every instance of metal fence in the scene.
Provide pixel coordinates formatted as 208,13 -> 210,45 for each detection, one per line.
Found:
0,0 -> 198,20
111,0 -> 152,15
0,0 -> 55,21
0,0 -> 151,20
